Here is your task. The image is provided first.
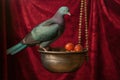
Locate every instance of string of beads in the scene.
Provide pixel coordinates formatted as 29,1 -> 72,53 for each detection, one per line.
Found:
78,0 -> 88,50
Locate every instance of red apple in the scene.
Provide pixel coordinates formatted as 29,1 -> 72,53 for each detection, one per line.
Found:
65,43 -> 74,51
74,44 -> 83,52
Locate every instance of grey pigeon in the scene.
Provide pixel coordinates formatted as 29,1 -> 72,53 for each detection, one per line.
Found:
7,6 -> 71,55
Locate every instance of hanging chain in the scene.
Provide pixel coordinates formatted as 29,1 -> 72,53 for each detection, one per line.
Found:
78,0 -> 84,44
84,0 -> 88,50
78,0 -> 88,50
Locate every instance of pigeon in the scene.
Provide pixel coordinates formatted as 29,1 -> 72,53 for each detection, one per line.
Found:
7,6 -> 71,55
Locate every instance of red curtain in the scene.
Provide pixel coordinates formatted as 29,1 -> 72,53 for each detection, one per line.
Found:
0,0 -> 7,80
1,0 -> 120,80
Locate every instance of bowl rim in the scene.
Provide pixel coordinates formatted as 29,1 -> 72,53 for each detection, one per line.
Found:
38,49 -> 88,55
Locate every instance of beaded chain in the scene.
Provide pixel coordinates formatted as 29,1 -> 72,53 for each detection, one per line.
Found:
78,0 -> 88,50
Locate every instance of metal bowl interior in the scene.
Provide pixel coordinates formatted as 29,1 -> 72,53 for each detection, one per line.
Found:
38,48 -> 88,73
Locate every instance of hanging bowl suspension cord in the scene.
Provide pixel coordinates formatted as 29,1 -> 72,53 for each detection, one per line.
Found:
78,0 -> 88,50
84,0 -> 88,50
78,0 -> 84,44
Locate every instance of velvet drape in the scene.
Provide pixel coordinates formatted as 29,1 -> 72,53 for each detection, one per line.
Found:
0,0 -> 7,80
1,0 -> 120,80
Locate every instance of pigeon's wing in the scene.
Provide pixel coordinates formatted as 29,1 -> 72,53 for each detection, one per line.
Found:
31,23 -> 59,42
21,33 -> 41,45
37,19 -> 55,27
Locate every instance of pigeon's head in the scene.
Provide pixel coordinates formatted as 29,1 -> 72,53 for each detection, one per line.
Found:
58,6 -> 71,16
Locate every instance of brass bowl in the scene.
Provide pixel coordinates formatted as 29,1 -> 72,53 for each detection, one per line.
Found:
38,48 -> 88,72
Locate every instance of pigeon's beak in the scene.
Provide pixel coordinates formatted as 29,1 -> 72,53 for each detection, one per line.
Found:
67,12 -> 71,16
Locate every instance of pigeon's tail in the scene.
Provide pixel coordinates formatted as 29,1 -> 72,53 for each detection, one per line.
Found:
7,43 -> 27,55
